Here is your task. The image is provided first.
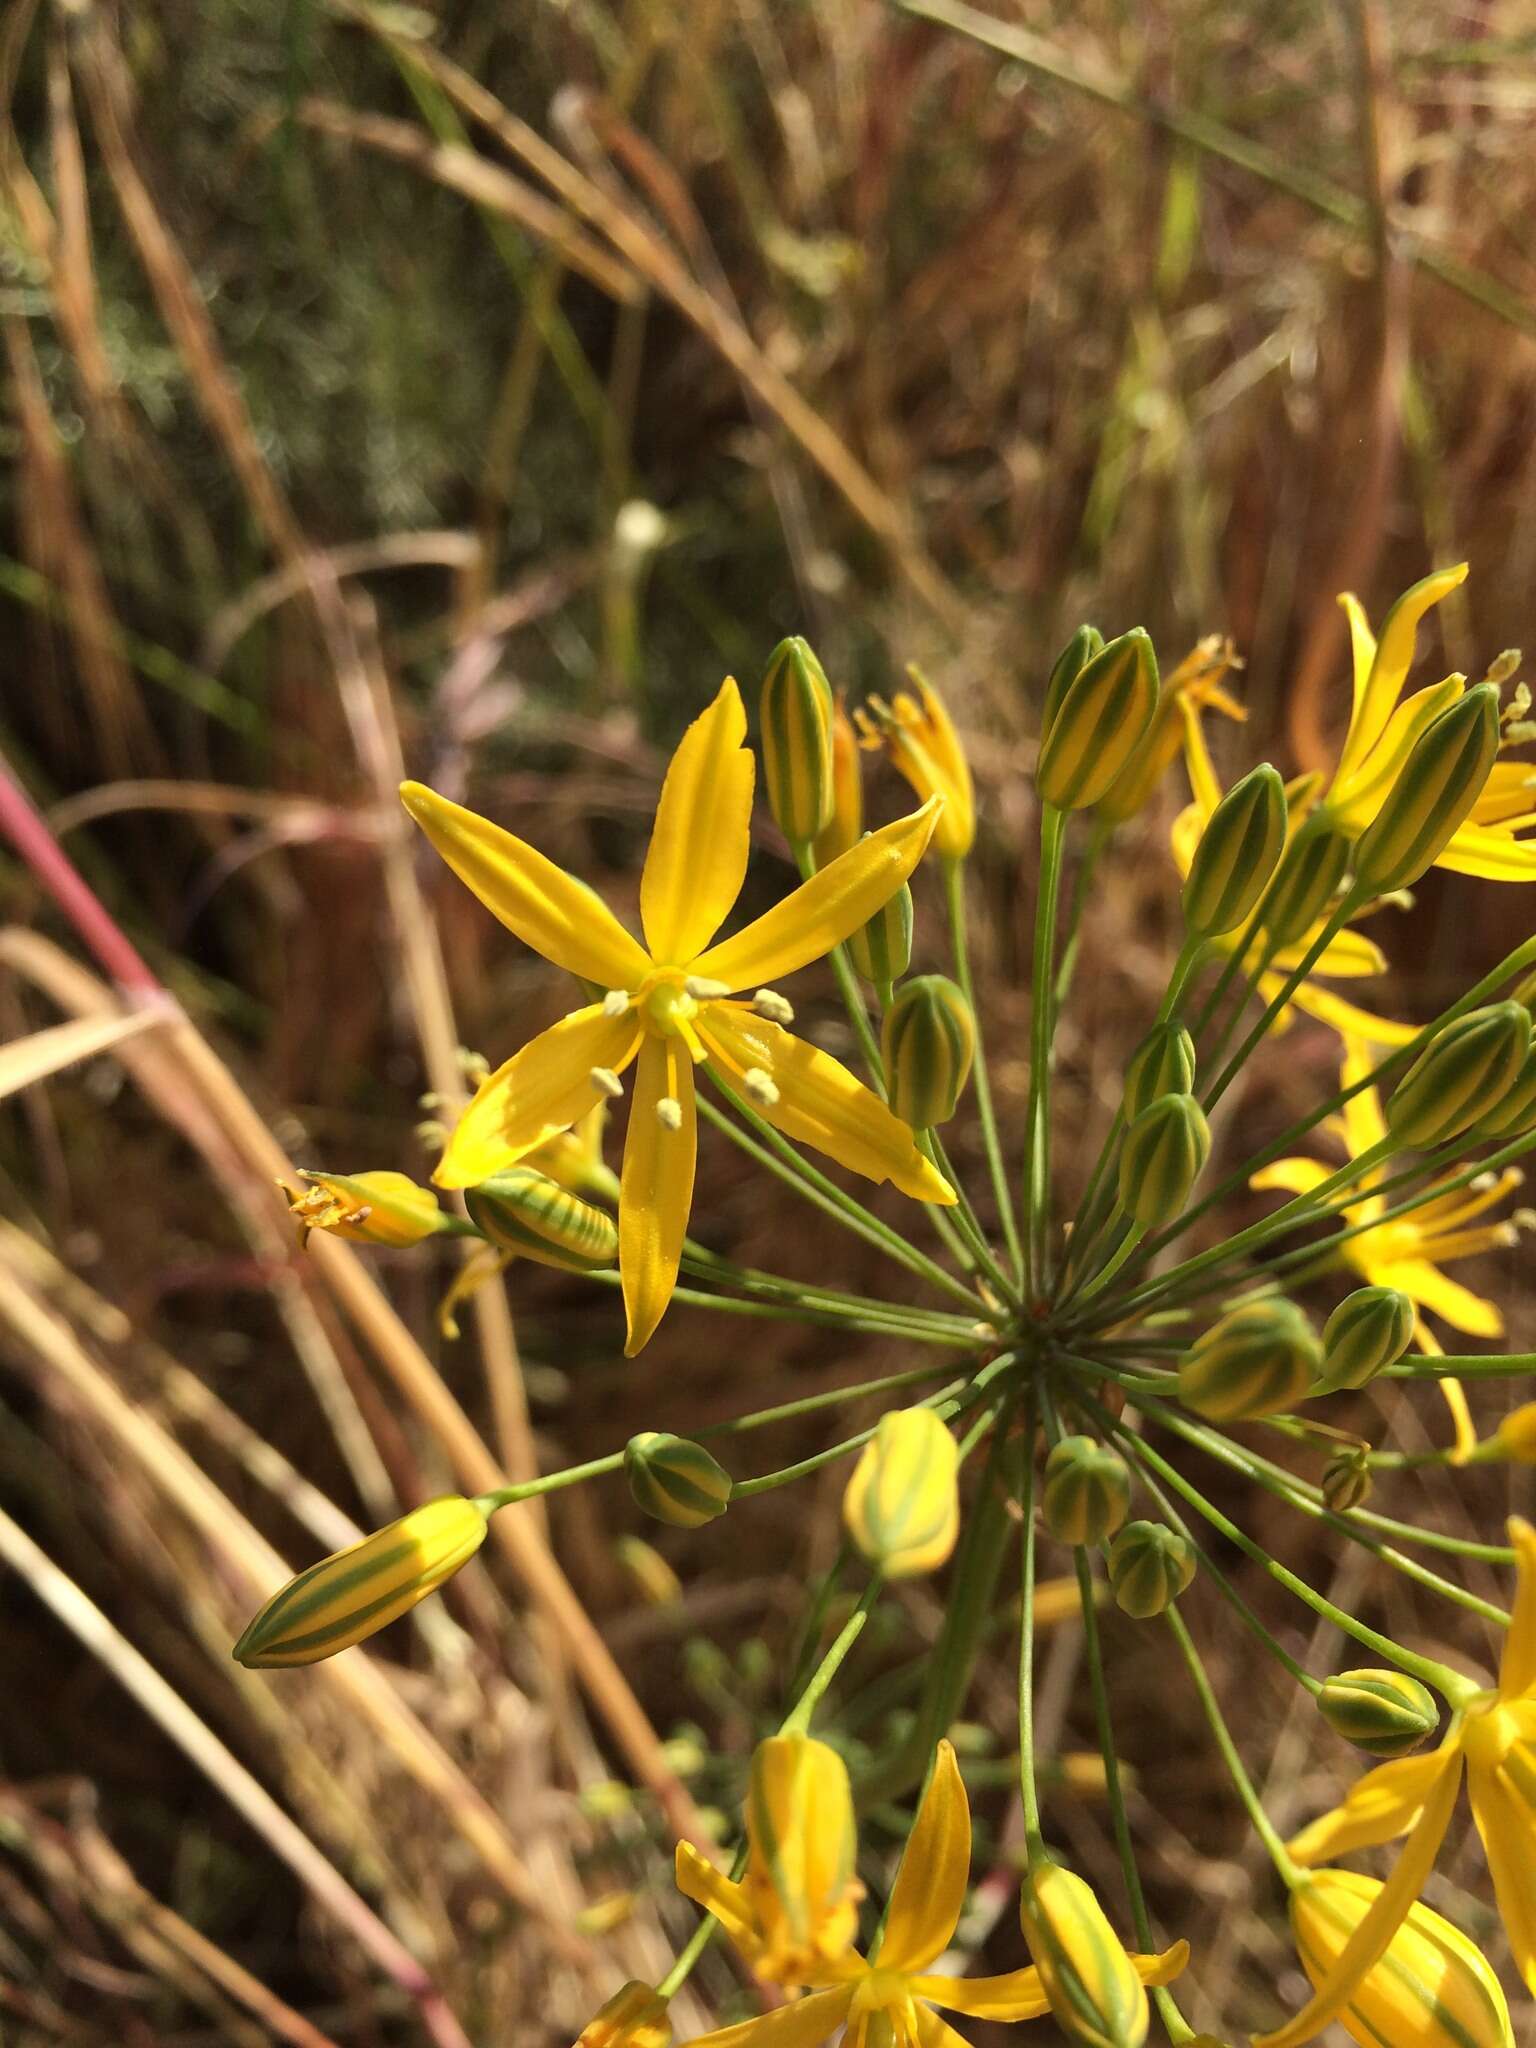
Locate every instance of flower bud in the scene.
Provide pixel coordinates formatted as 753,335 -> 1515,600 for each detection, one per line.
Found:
1466,1047 -> 1536,1142
1322,1449 -> 1373,1512
1290,1869 -> 1513,2048
1043,1436 -> 1131,1546
881,974 -> 975,1128
1117,1092 -> 1210,1227
855,670 -> 975,858
743,1734 -> 861,1977
465,1166 -> 619,1273
1318,1286 -> 1415,1390
1182,763 -> 1288,938
1386,1001 -> 1532,1150
813,698 -> 863,867
1041,624 -> 1105,739
284,1169 -> 449,1247
1018,1857 -> 1151,2048
624,1432 -> 731,1528
760,636 -> 835,845
573,1982 -> 672,2048
1107,1521 -> 1196,1619
1262,823 -> 1353,946
1122,1023 -> 1197,1122
1178,1299 -> 1321,1422
847,869 -> 913,986
1353,681 -> 1502,894
843,1407 -> 960,1577
614,1535 -> 682,1607
1317,1669 -> 1439,1759
1036,628 -> 1161,812
233,1496 -> 488,1667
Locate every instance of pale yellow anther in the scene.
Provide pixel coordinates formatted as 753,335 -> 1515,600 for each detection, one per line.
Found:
684,975 -> 730,1000
602,989 -> 632,1019
590,1067 -> 625,1099
752,988 -> 795,1025
656,1096 -> 683,1131
743,1067 -> 780,1108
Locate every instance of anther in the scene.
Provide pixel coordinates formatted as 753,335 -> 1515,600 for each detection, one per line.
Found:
656,1096 -> 683,1131
743,1067 -> 780,1107
415,1119 -> 448,1152
752,988 -> 794,1026
602,990 -> 631,1019
458,1046 -> 490,1081
684,976 -> 730,1000
590,1067 -> 625,1099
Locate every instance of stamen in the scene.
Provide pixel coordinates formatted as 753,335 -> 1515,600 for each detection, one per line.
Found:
752,988 -> 794,1026
743,1067 -> 780,1108
656,1096 -> 683,1131
590,1067 -> 625,1099
414,1119 -> 448,1152
602,990 -> 632,1019
684,976 -> 730,1000
458,1045 -> 491,1082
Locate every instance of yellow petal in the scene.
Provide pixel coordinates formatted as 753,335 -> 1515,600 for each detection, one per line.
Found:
911,1967 -> 1050,2021
1251,1158 -> 1335,1200
690,802 -> 941,993
1279,981 -> 1420,1048
1133,1941 -> 1191,1989
1331,675 -> 1466,829
1287,1751 -> 1448,1866
1270,928 -> 1386,979
1468,1766 -> 1536,1995
1339,591 -> 1378,719
1471,762 -> 1536,826
1498,1517 -> 1536,1699
1436,822 -> 1536,881
1388,1260 -> 1505,1340
1332,564 -> 1468,793
879,1741 -> 971,1973
911,2013 -> 975,2048
697,1006 -> 954,1205
1180,694 -> 1223,818
680,1987 -> 852,2048
675,1841 -> 761,1964
434,1007 -> 641,1189
621,1035 -> 696,1355
400,781 -> 650,988
640,678 -> 755,965
1440,1375 -> 1479,1465
1338,1039 -> 1390,1154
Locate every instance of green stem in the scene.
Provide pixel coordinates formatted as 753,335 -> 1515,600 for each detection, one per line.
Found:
1053,814 -> 1109,1011
946,854 -> 1026,1282
779,1575 -> 884,1734
1018,1402 -> 1043,1852
924,1131 -> 1021,1305
1023,808 -> 1068,1298
1201,890 -> 1361,1111
795,841 -> 888,1092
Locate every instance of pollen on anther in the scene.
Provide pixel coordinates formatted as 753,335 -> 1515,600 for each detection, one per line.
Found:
743,1067 -> 780,1107
656,1096 -> 683,1131
752,988 -> 794,1026
602,990 -> 631,1019
590,1067 -> 625,1099
684,976 -> 730,1000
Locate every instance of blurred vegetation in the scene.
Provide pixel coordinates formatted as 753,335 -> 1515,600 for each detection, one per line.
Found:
2,1 -> 1535,2042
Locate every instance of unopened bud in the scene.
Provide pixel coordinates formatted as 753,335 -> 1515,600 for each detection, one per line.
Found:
1322,1447 -> 1373,1512
466,1167 -> 618,1273
625,1432 -> 731,1528
813,698 -> 864,867
1182,763 -> 1287,938
1040,624 -> 1105,738
1042,1436 -> 1131,1546
1036,628 -> 1160,812
1319,1285 -> 1415,1390
760,636 -> 836,844
843,1408 -> 960,1577
1018,1857 -> 1157,2048
848,866 -> 914,986
1466,1048 -> 1536,1142
1122,1023 -> 1196,1122
1386,1001 -> 1532,1149
1263,822 -> 1353,946
743,1734 -> 861,1977
1353,682 -> 1502,894
1317,1668 -> 1439,1759
1178,1299 -> 1321,1421
573,1981 -> 672,2047
1107,1520 -> 1196,1618
882,974 -> 975,1127
1118,1092 -> 1210,1227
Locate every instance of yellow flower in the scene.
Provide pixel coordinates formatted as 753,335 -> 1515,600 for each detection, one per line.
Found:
574,1981 -> 673,2048
1098,633 -> 1245,823
674,1740 -> 1186,2045
282,1169 -> 450,1247
1252,1034 -> 1526,1459
741,1735 -> 862,1981
1269,1518 -> 1536,2044
402,679 -> 953,1354
854,668 -> 976,859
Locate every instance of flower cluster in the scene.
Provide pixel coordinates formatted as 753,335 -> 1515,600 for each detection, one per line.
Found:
241,579 -> 1536,2045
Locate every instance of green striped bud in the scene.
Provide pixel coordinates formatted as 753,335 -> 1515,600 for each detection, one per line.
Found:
624,1433 -> 731,1528
574,1981 -> 673,2048
1041,624 -> 1105,739
1178,1299 -> 1321,1421
1036,628 -> 1160,812
1107,1521 -> 1196,1619
1181,763 -> 1287,938
1117,1092 -> 1210,1227
1386,1001 -> 1532,1150
743,1734 -> 860,1976
759,636 -> 835,844
843,1407 -> 960,1577
1318,1668 -> 1439,1759
1042,1436 -> 1131,1546
1466,1047 -> 1536,1141
1322,1448 -> 1373,1512
881,974 -> 975,1127
1018,1857 -> 1151,2048
466,1167 -> 619,1273
1319,1285 -> 1415,1390
1122,1023 -> 1196,1122
233,1495 -> 488,1667
1263,822 -> 1353,947
1353,681 -> 1501,894
847,867 -> 913,985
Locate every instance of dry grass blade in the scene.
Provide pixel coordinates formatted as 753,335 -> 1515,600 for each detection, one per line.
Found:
0,1008 -> 165,1101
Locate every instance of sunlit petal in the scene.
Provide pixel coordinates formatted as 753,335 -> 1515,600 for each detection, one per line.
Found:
690,802 -> 941,992
1339,591 -> 1377,719
879,1741 -> 971,1973
1287,1750 -> 1450,1866
911,1966 -> 1050,2021
1252,1158 -> 1334,1200
1279,981 -> 1420,1047
1436,822 -> 1536,881
1470,762 -> 1536,827
401,781 -> 650,988
621,1035 -> 696,1355
911,2009 -> 976,2048
675,1842 -> 762,1964
1270,928 -> 1386,979
1331,564 -> 1468,794
640,678 -> 755,965
1468,1766 -> 1536,1994
681,1987 -> 852,2048
1499,1517 -> 1536,1698
435,1007 -> 642,1188
1331,675 -> 1466,829
1388,1259 -> 1505,1339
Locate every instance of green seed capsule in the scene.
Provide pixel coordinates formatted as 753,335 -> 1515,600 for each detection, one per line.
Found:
1317,1668 -> 1439,1759
1107,1521 -> 1196,1619
466,1167 -> 619,1273
881,974 -> 975,1127
1040,624 -> 1105,740
1466,1047 -> 1536,1141
847,869 -> 914,985
1122,1023 -> 1197,1122
625,1433 -> 732,1529
1386,1001 -> 1532,1150
759,636 -> 835,844
1322,1449 -> 1373,1513
1036,628 -> 1161,812
1319,1285 -> 1415,1390
1263,822 -> 1353,947
1118,1092 -> 1211,1227
1182,763 -> 1288,938
1353,681 -> 1502,894
1042,1436 -> 1131,1546
1178,1299 -> 1322,1422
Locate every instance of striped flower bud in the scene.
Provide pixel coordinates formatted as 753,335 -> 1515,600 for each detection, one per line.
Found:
1117,1092 -> 1210,1227
743,1734 -> 861,1978
1262,821 -> 1353,947
1466,1047 -> 1536,1142
1036,628 -> 1160,812
624,1432 -> 731,1528
813,697 -> 863,867
1182,763 -> 1287,938
1290,1869 -> 1513,2048
881,974 -> 975,1127
847,866 -> 914,986
233,1496 -> 489,1667
1322,1448 -> 1373,1512
465,1166 -> 619,1273
1353,681 -> 1502,895
760,636 -> 835,845
1041,624 -> 1105,739
1107,1521 -> 1196,1619
1386,1001 -> 1532,1150
1019,1857 -> 1152,2048
573,1982 -> 672,2048
842,1408 -> 960,1577
1319,1286 -> 1415,1390
1043,1436 -> 1131,1546
1178,1299 -> 1321,1422
284,1169 -> 449,1248
1317,1669 -> 1439,1759
1122,1023 -> 1197,1122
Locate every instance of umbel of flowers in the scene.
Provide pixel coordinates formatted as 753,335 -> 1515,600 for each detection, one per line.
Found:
236,574 -> 1536,2046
